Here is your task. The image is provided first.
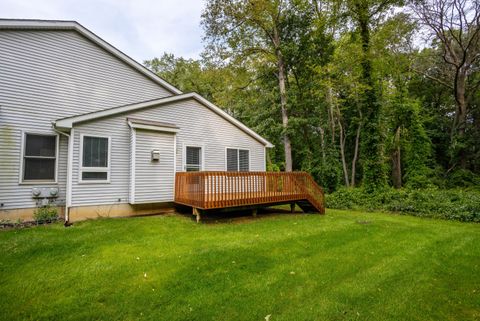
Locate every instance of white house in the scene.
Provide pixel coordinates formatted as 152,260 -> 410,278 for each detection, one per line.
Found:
0,19 -> 275,222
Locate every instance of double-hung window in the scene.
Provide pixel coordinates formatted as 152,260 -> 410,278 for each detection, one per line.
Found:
80,135 -> 110,182
22,133 -> 58,182
226,148 -> 249,171
184,146 -> 202,171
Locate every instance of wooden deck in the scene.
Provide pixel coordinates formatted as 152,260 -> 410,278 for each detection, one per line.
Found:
174,171 -> 325,216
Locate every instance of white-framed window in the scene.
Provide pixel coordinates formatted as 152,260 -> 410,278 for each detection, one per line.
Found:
226,148 -> 250,171
20,132 -> 59,183
184,145 -> 202,172
79,134 -> 111,183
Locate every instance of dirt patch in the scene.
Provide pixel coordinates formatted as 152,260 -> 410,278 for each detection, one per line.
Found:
356,220 -> 372,225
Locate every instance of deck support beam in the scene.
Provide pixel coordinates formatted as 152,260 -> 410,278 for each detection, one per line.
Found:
290,203 -> 295,213
252,208 -> 257,217
193,207 -> 201,223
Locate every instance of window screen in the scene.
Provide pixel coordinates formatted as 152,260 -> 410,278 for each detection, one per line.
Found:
81,135 -> 109,181
25,134 -> 56,157
226,148 -> 238,171
83,136 -> 108,168
239,149 -> 249,171
185,146 -> 201,171
226,148 -> 249,171
23,134 -> 56,181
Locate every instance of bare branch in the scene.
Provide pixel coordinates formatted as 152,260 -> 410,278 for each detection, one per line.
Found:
412,67 -> 455,89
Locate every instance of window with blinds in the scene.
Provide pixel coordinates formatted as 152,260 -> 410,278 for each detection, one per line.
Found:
80,135 -> 110,182
22,133 -> 57,181
185,146 -> 202,171
226,148 -> 249,171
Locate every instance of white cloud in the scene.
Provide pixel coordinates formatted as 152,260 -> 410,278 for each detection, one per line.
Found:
0,0 -> 205,61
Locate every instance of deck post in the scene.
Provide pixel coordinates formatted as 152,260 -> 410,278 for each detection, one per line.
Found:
193,207 -> 201,223
252,208 -> 257,217
290,202 -> 295,213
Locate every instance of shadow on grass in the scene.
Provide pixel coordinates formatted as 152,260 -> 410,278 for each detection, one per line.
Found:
174,204 -> 311,224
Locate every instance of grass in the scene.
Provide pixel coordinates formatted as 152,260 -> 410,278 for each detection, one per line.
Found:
0,209 -> 479,321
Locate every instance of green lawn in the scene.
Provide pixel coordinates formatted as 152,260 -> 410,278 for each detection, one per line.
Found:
0,210 -> 478,321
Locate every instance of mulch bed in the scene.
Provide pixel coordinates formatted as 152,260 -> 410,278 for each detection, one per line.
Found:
0,219 -> 61,230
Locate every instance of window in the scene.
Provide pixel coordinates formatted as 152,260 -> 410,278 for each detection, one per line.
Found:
22,133 -> 57,182
80,135 -> 110,182
185,146 -> 202,171
226,148 -> 249,172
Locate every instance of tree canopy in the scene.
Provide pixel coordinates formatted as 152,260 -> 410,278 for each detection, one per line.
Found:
144,0 -> 480,191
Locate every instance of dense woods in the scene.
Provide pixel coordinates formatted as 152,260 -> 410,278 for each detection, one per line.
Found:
145,0 -> 480,192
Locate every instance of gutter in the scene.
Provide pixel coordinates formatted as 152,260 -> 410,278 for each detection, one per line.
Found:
52,124 -> 73,225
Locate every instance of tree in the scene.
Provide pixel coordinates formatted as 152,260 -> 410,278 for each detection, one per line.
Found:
346,0 -> 401,191
142,0 -> 480,189
411,0 -> 480,168
202,0 -> 302,171
320,35 -> 364,187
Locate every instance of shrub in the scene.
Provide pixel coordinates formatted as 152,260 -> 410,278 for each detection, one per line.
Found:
446,169 -> 480,188
326,187 -> 480,222
33,205 -> 59,224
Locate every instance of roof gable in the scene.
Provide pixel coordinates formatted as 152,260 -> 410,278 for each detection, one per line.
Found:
0,19 -> 182,95
54,92 -> 274,148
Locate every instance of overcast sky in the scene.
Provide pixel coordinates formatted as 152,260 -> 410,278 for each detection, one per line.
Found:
0,0 -> 206,62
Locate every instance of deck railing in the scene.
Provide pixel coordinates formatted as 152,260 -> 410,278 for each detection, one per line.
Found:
174,171 -> 325,213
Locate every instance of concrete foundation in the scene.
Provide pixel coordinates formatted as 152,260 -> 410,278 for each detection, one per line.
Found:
0,202 -> 175,223
0,206 -> 65,222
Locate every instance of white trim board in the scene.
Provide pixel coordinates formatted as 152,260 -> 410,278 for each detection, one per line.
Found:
55,92 -> 274,148
0,19 -> 182,95
66,128 -> 74,208
129,127 -> 136,204
127,120 -> 179,133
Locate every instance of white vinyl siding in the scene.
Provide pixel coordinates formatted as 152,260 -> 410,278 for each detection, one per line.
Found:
70,98 -> 265,206
133,130 -> 175,203
0,29 -> 171,210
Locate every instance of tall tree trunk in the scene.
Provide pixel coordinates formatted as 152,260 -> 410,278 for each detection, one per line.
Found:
327,87 -> 336,144
454,70 -> 468,168
319,127 -> 326,163
350,119 -> 361,187
320,127 -> 325,164
355,4 -> 386,191
338,123 -> 350,187
335,105 -> 350,187
392,127 -> 402,188
277,51 -> 292,172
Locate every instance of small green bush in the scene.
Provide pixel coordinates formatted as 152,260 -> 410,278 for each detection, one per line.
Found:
326,187 -> 480,222
33,205 -> 59,224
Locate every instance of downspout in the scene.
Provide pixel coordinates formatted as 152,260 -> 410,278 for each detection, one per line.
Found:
52,124 -> 73,225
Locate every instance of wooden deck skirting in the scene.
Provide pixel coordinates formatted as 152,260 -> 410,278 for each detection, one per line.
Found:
174,171 -> 325,213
